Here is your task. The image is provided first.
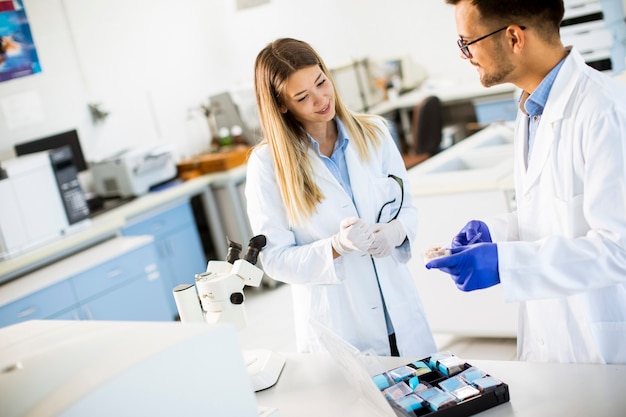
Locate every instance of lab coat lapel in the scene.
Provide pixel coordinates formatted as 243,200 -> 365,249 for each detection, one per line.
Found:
516,110 -> 529,173
307,146 -> 340,190
521,49 -> 579,194
344,144 -> 376,223
522,119 -> 554,193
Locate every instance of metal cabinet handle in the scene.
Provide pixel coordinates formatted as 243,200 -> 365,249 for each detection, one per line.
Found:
82,307 -> 93,320
107,268 -> 124,278
17,306 -> 37,318
151,221 -> 165,232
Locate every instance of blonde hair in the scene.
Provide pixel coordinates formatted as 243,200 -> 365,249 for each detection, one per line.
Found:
254,38 -> 385,226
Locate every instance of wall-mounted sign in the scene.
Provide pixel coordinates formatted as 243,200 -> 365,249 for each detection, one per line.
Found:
0,0 -> 41,82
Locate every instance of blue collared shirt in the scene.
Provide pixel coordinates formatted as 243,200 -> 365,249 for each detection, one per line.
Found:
308,118 -> 354,201
524,57 -> 566,162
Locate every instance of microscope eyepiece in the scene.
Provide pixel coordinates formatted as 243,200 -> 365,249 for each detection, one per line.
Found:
244,235 -> 267,265
225,237 -> 243,264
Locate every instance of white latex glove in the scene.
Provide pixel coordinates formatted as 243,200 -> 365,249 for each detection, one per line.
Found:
368,220 -> 407,258
331,216 -> 374,256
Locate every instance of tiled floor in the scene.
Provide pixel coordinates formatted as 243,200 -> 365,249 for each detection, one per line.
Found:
239,282 -> 517,361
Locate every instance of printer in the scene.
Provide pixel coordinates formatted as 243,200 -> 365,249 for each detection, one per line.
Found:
90,144 -> 177,198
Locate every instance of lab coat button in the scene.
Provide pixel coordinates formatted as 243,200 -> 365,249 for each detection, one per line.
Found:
537,337 -> 545,346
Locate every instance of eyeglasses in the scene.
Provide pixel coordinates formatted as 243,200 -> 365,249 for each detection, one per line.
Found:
376,174 -> 404,223
457,25 -> 509,59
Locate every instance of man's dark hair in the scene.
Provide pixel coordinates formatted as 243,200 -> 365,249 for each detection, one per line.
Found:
445,0 -> 565,40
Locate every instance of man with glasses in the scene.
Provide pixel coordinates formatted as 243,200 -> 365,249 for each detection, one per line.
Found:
427,0 -> 626,364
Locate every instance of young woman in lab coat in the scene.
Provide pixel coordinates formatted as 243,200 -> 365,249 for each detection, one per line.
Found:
245,38 -> 436,357
428,0 -> 626,364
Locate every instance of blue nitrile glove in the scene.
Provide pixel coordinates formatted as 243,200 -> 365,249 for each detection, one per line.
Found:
451,220 -> 492,248
425,242 -> 500,292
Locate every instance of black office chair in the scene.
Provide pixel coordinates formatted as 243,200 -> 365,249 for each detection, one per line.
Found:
402,95 -> 443,169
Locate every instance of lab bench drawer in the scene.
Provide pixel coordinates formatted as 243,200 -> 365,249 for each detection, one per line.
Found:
71,243 -> 159,302
0,280 -> 76,327
122,202 -> 195,238
561,21 -> 613,51
78,274 -> 171,322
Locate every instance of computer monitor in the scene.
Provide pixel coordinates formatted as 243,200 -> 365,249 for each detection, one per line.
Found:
472,93 -> 518,125
371,56 -> 426,93
14,129 -> 88,172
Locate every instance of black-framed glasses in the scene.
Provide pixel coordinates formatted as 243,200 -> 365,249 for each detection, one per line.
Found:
457,25 -> 509,59
376,174 -> 404,223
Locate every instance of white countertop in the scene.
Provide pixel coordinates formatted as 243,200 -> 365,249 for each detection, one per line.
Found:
1,320 -> 624,417
407,123 -> 515,196
256,353 -> 626,417
0,320 -> 259,417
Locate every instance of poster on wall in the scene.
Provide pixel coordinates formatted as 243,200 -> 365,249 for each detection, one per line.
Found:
0,0 -> 41,82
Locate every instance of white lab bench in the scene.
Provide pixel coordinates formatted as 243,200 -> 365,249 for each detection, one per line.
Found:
256,352 -> 626,416
3,320 -> 624,417
407,123 -> 518,337
0,320 -> 260,417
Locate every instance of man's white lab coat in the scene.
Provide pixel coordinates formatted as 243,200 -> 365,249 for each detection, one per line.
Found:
493,48 -> 626,363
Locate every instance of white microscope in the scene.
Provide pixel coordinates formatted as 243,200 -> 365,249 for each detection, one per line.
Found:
172,235 -> 285,392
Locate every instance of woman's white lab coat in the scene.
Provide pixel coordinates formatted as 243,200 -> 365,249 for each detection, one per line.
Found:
492,48 -> 626,363
245,119 -> 436,357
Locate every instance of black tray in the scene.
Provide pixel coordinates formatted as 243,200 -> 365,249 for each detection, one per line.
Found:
374,354 -> 510,417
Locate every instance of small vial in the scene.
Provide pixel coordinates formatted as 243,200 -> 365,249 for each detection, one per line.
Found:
218,127 -> 232,147
231,124 -> 247,145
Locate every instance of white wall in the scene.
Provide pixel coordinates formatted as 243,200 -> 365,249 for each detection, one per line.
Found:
0,0 -> 471,171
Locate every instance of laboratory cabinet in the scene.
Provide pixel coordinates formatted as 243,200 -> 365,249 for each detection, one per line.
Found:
121,201 -> 207,318
78,272 -> 167,321
561,0 -> 626,73
0,236 -> 172,328
70,241 -> 170,321
0,280 -> 77,327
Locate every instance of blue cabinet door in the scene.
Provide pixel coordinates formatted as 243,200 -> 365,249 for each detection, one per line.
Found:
71,240 -> 172,321
160,225 -> 207,293
49,310 -> 81,320
122,202 -> 206,318
71,243 -> 158,301
122,202 -> 193,237
79,273 -> 172,322
0,280 -> 77,328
